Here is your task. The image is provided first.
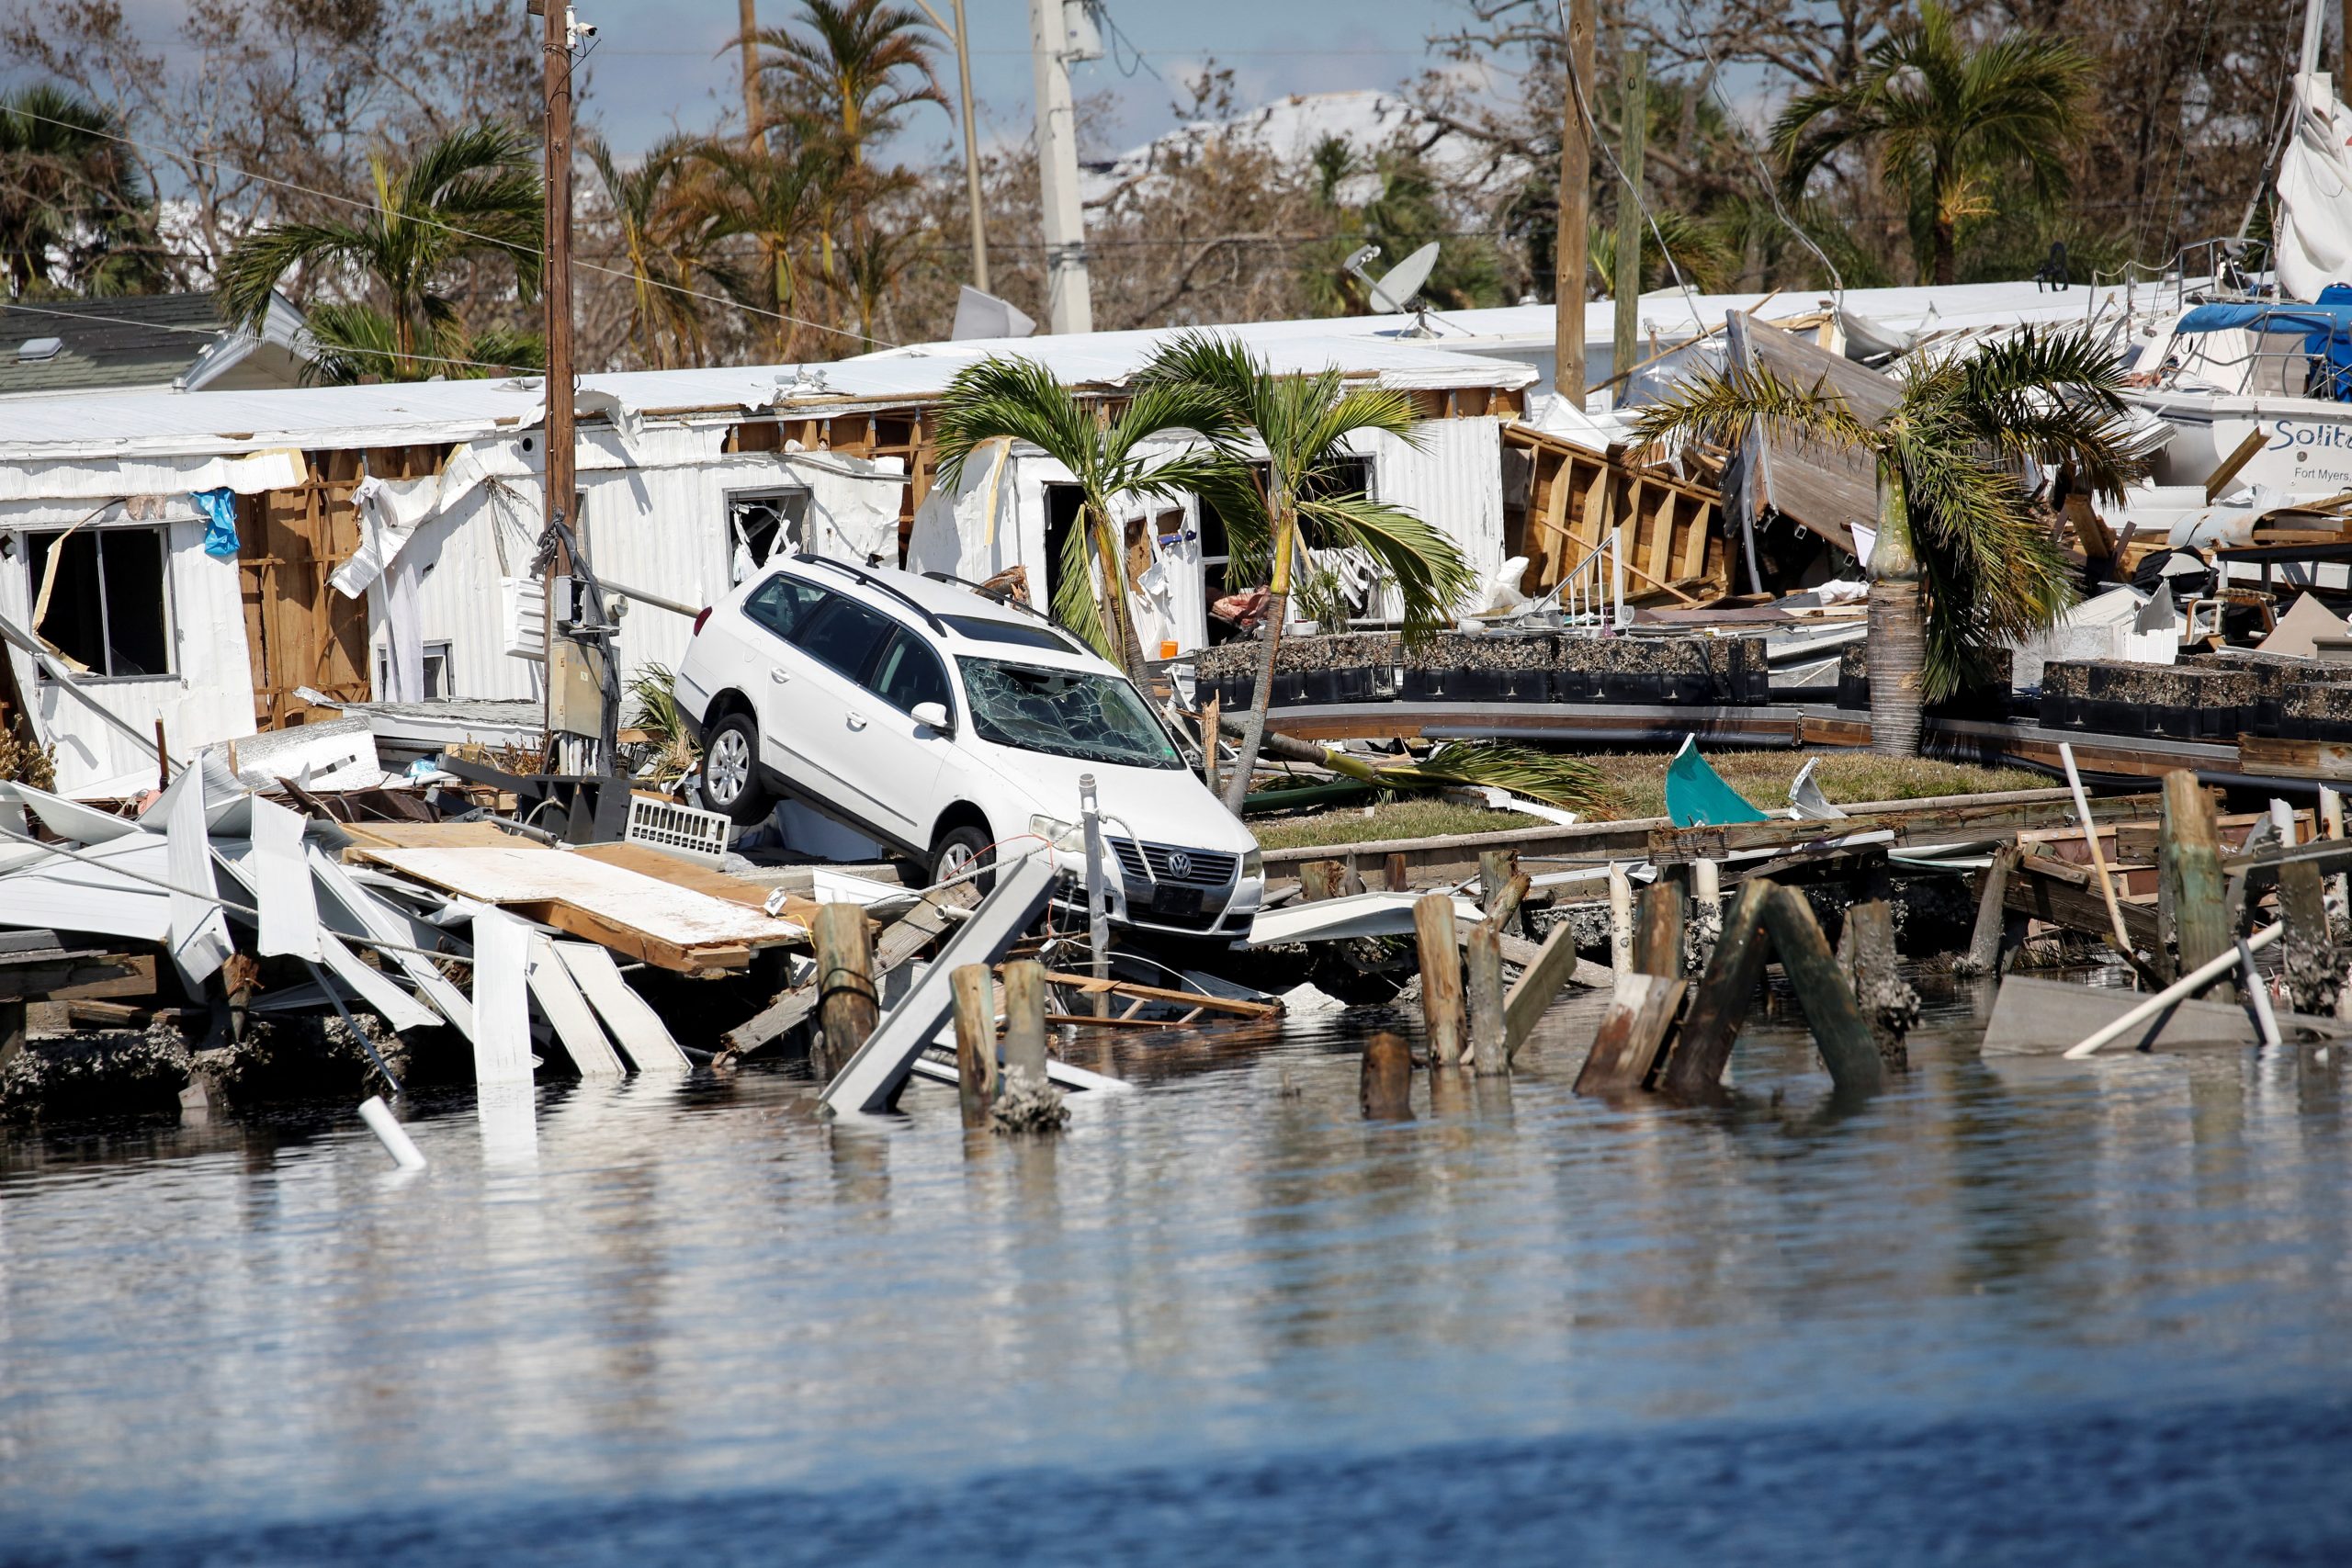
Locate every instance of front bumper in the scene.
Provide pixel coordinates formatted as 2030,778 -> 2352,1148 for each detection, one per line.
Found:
1046,845 -> 1262,940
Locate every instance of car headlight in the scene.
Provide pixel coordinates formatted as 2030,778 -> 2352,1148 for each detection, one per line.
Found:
1029,814 -> 1086,853
1240,847 -> 1263,880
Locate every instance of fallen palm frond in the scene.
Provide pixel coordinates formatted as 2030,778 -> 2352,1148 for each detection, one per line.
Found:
626,662 -> 699,786
1359,741 -> 1605,812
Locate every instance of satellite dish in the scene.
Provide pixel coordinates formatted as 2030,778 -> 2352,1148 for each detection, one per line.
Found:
1366,242 -> 1440,314
951,286 -> 1038,342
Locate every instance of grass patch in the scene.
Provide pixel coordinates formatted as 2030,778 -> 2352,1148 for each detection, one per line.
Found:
1585,749 -> 2047,822
1245,748 -> 2050,852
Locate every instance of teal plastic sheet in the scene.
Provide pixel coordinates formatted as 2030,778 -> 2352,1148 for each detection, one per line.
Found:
1664,735 -> 1768,827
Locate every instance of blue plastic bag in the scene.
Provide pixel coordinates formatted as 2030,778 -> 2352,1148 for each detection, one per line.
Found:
189,487 -> 239,558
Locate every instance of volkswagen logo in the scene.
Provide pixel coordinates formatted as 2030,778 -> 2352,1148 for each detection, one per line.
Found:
1166,852 -> 1193,880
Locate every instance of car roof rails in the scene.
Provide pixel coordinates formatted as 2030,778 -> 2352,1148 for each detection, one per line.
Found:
919,570 -> 1054,625
792,553 -> 949,635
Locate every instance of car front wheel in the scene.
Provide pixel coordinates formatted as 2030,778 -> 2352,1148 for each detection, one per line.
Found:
929,823 -> 995,896
699,712 -> 772,826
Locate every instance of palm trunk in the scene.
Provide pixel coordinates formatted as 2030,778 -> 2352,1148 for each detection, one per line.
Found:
1217,515 -> 1297,814
1089,503 -> 1148,685
1866,459 -> 1924,757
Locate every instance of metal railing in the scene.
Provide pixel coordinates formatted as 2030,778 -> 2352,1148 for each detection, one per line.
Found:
1552,527 -> 1628,637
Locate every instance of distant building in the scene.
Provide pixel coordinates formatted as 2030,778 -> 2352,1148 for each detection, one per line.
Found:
0,290 -> 312,400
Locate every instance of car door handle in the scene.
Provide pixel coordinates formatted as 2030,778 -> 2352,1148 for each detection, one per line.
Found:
769,668 -> 790,683
845,713 -> 867,731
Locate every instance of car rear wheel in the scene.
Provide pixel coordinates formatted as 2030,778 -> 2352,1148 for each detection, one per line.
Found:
699,713 -> 772,826
929,824 -> 995,896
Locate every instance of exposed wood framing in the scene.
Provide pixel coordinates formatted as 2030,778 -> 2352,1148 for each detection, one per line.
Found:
238,444 -> 447,731
1501,423 -> 1727,603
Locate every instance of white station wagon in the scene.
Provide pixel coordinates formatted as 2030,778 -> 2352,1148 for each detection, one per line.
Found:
676,557 -> 1265,942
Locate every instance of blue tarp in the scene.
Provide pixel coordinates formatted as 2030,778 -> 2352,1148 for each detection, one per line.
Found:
2175,284 -> 2352,400
188,487 -> 239,558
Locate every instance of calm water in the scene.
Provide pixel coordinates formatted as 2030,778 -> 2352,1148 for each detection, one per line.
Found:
4,976 -> 2350,1564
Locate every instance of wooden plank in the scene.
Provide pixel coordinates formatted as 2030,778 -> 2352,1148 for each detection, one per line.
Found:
1574,972 -> 1685,1094
1677,498 -> 1713,581
552,940 -> 693,1076
2007,854 -> 2163,951
1502,920 -> 1603,1062
1649,792 -> 2160,864
356,846 -> 808,968
574,840 -> 824,926
1039,971 -> 1277,1017
526,934 -> 628,1078
2238,735 -> 2352,783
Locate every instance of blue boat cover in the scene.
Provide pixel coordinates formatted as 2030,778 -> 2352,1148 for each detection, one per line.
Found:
2175,284 -> 2352,400
1664,735 -> 1769,828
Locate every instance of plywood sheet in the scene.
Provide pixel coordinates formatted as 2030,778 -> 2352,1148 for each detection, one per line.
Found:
362,845 -> 808,967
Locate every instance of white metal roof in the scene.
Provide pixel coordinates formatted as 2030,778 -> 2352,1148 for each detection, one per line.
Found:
0,324 -> 1534,467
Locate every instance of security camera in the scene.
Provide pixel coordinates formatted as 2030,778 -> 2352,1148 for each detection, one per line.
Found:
566,7 -> 596,45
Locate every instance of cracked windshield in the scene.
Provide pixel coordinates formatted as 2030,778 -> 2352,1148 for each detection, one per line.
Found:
958,658 -> 1180,769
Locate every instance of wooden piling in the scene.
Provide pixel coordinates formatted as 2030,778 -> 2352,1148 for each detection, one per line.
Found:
1478,850 -> 1521,933
811,902 -> 878,1079
1655,877 -> 1774,1097
1690,857 -> 1723,968
1758,886 -> 1883,1092
1844,898 -> 1914,1072
1466,923 -> 1508,1074
1607,863 -> 1634,974
1575,973 -> 1685,1095
1300,859 -> 1345,903
1487,872 -> 1532,933
1384,852 -> 1411,893
1360,1030 -> 1413,1119
1201,692 -> 1220,795
1959,844 -> 2020,978
2280,858 -> 2339,1017
2161,770 -> 2232,1000
950,963 -> 997,1127
1001,959 -> 1049,1086
1633,880 -> 1685,977
1413,892 -> 1465,1066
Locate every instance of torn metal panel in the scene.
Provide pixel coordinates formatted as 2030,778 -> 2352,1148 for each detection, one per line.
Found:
1247,890 -> 1486,947
163,766 -> 232,987
249,796 -> 323,961
0,781 -> 149,845
1723,313 -> 1898,555
819,852 -> 1057,1117
306,847 -> 476,1034
470,907 -> 537,1089
526,934 -> 628,1079
312,930 -> 444,1034
0,834 -> 172,940
552,941 -> 692,1077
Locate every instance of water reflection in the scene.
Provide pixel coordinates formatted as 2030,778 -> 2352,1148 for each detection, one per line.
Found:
3,968 -> 2350,1555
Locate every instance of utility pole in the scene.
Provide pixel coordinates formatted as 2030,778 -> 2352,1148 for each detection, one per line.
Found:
1028,0 -> 1092,333
1553,0 -> 1594,411
738,0 -> 764,149
911,0 -> 991,294
539,0 -> 580,762
1611,45 -> 1647,389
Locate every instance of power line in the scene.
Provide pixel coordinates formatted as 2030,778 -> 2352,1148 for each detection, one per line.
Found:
0,296 -> 537,378
2,104 -> 893,352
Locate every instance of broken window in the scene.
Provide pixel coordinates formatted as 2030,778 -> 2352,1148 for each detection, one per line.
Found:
957,657 -> 1181,769
26,525 -> 171,678
728,488 -> 813,584
374,641 -> 452,701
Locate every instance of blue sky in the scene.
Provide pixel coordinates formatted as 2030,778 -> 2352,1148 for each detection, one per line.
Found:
580,0 -> 1471,160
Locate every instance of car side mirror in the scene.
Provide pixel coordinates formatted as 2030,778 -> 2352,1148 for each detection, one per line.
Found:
910,701 -> 950,730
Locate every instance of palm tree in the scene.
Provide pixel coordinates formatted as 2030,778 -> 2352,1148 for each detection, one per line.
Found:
685,138 -> 835,362
0,84 -> 162,297
217,123 -> 542,383
588,133 -> 736,368
934,355 -> 1242,685
1772,2 -> 2090,287
1137,333 -> 1476,811
756,1 -> 945,318
1632,328 -> 2153,755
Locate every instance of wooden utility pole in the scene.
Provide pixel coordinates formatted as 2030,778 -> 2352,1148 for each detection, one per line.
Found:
1553,0 -> 1594,409
739,0 -> 764,149
540,0 -> 577,758
1611,45 -> 1648,388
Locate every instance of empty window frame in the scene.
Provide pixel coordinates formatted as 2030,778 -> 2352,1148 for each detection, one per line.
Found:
25,525 -> 172,678
728,488 -> 814,583
374,640 -> 452,701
